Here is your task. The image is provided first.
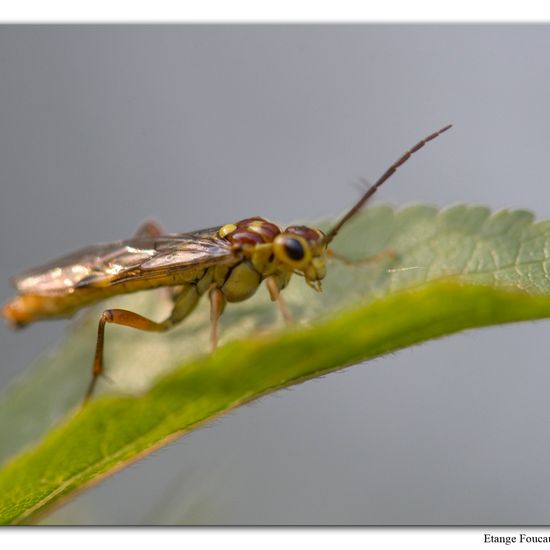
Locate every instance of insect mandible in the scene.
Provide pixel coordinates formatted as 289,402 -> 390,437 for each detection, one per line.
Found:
2,124 -> 452,402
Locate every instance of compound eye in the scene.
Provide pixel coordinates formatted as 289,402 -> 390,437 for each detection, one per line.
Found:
284,238 -> 305,261
273,235 -> 311,268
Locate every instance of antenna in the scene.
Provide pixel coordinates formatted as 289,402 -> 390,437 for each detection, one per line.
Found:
323,124 -> 452,245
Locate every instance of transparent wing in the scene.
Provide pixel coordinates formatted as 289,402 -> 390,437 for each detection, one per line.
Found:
12,227 -> 235,295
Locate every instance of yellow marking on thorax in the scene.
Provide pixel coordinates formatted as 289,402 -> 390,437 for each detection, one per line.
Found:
219,223 -> 237,238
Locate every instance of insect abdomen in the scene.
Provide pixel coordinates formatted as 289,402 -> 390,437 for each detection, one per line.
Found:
2,269 -> 210,327
2,293 -> 88,328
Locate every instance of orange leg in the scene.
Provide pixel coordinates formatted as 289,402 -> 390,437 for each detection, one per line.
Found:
209,287 -> 226,351
84,281 -> 201,404
265,276 -> 292,324
327,247 -> 396,266
84,309 -> 172,404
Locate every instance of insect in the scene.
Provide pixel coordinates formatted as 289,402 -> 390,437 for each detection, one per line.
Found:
2,125 -> 452,402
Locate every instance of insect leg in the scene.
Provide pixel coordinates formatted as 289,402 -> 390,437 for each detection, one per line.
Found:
84,284 -> 200,403
327,247 -> 396,266
209,287 -> 226,351
85,309 -> 172,403
265,276 -> 292,324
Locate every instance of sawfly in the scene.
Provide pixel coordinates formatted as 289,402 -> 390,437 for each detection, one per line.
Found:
2,124 -> 452,402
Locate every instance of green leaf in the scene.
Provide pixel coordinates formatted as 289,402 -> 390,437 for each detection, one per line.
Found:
2,204 -> 550,524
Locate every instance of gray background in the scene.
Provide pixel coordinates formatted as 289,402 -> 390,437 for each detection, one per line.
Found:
1,25 -> 550,524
